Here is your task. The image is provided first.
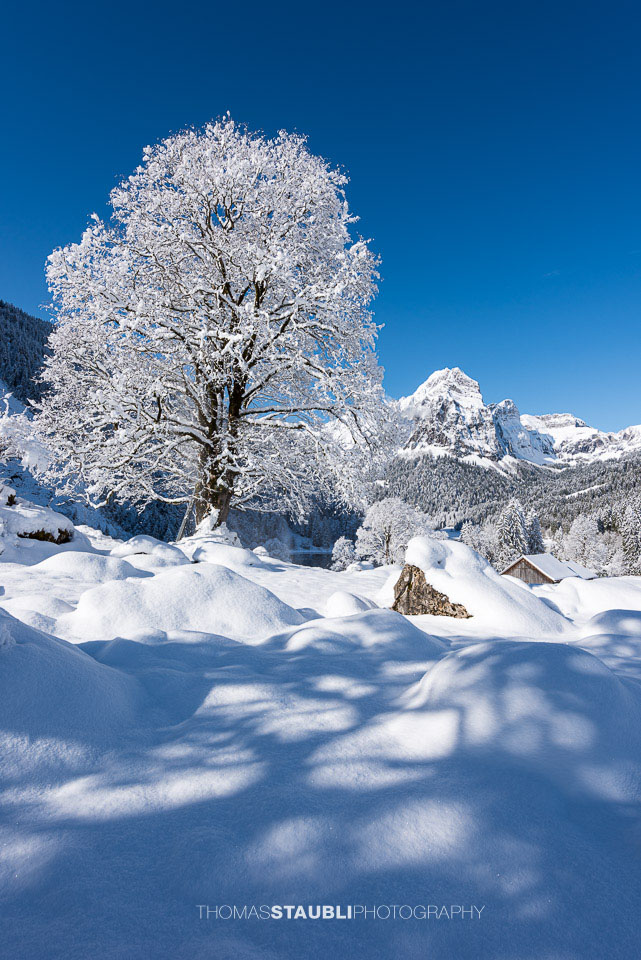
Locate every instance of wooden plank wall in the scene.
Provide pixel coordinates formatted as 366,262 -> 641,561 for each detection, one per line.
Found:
504,559 -> 553,585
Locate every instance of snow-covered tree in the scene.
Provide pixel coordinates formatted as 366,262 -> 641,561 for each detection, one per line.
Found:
561,515 -> 606,572
460,517 -> 500,565
526,511 -> 545,554
37,118 -> 387,528
621,501 -> 641,575
496,499 -> 529,566
355,497 -> 433,566
331,535 -> 356,571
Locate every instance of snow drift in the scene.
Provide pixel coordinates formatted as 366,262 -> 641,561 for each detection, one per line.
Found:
189,540 -> 267,570
58,563 -> 304,643
31,551 -> 150,582
110,535 -> 187,563
0,609 -> 140,749
272,608 -> 447,658
403,639 -> 641,799
324,590 -> 377,618
534,575 -> 641,624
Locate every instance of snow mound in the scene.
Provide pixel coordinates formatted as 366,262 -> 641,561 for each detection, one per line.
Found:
403,535 -> 568,636
535,575 -> 641,624
180,519 -> 242,552
580,608 -> 641,639
405,639 -> 641,799
0,497 -> 74,543
110,535 -> 187,563
0,482 -> 16,505
58,563 -> 304,644
190,540 -> 266,570
272,608 -> 447,658
0,609 -> 140,745
118,552 -> 190,572
575,610 -> 641,670
324,591 -> 377,618
31,551 -> 150,582
0,594 -> 74,634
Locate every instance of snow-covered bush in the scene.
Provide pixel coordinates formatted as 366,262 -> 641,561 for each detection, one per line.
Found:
355,498 -> 433,566
191,512 -> 242,547
263,537 -> 292,561
331,536 -> 356,571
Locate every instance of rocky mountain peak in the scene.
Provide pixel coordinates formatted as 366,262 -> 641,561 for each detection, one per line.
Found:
395,368 -> 641,468
398,367 -> 483,416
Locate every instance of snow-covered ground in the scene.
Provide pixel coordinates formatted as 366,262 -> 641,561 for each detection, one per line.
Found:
2,519 -> 641,959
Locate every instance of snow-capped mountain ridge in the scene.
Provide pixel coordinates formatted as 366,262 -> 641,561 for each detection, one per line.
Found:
396,367 -> 641,467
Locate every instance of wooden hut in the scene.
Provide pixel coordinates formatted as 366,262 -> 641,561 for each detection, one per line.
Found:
501,553 -> 596,586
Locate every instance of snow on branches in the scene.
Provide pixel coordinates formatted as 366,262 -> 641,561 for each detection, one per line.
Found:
39,118 -> 389,525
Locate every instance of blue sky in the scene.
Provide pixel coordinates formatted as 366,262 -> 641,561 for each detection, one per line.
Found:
1,0 -> 639,430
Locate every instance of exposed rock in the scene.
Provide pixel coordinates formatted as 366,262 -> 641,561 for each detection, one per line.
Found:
17,527 -> 73,545
392,564 -> 470,618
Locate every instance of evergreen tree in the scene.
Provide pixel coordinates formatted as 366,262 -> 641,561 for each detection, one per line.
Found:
497,499 -> 529,566
526,511 -> 545,553
621,501 -> 641,575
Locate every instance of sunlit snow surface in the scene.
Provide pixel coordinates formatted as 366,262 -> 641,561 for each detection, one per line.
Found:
2,528 -> 641,959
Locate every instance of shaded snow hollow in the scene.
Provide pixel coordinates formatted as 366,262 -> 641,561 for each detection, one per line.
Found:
2,520 -> 641,960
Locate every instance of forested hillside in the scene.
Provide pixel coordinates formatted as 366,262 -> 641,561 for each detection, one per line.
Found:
0,300 -> 51,402
384,450 -> 641,532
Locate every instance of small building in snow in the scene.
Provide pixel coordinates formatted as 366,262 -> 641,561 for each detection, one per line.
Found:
501,553 -> 597,586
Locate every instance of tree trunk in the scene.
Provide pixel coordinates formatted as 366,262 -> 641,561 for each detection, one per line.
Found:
193,474 -> 234,527
193,381 -> 243,529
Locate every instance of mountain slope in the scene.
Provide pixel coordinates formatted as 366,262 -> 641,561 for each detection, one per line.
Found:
0,300 -> 52,403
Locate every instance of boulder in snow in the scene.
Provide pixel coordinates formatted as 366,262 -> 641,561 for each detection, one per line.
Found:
399,535 -> 568,637
0,483 -> 16,506
392,564 -> 470,618
0,497 -> 74,544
